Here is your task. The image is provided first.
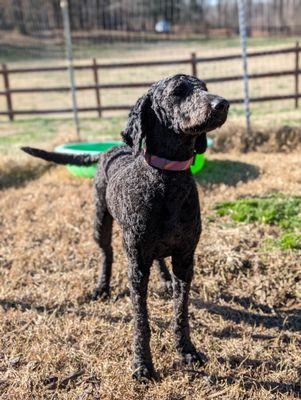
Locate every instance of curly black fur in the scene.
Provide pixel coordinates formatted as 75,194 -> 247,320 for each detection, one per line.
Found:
22,74 -> 229,381
21,146 -> 101,165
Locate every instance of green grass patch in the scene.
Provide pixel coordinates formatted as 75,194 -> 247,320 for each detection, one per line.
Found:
279,232 -> 301,250
215,194 -> 301,250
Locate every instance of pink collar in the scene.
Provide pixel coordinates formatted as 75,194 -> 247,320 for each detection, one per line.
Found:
144,150 -> 194,171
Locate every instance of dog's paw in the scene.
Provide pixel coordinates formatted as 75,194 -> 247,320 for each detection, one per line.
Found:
132,364 -> 156,383
92,286 -> 110,301
181,349 -> 208,367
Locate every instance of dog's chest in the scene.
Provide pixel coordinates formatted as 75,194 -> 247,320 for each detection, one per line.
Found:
106,163 -> 201,249
160,186 -> 200,239
145,175 -> 201,253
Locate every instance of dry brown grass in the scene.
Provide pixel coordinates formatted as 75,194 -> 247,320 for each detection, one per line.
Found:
211,123 -> 301,153
0,149 -> 300,399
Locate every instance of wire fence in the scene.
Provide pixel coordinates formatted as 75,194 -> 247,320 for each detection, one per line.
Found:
0,43 -> 300,121
1,1 -> 301,130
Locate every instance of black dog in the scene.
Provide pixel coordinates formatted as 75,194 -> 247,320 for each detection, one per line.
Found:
22,74 -> 229,381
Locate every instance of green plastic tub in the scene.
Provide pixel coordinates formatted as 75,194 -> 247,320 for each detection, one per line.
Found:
191,138 -> 213,173
55,139 -> 212,178
55,141 -> 123,178
190,153 -> 205,175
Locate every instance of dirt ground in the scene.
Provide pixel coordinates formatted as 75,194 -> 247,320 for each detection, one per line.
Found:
0,150 -> 300,399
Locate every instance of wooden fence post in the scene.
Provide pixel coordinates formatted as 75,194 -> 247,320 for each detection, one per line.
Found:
191,52 -> 197,77
2,63 -> 14,121
295,41 -> 299,109
92,58 -> 102,117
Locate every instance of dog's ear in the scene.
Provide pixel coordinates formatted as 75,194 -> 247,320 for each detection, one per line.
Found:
195,132 -> 207,154
121,94 -> 151,156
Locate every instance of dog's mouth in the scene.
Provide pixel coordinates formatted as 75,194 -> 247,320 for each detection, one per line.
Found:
207,111 -> 228,131
186,112 -> 228,135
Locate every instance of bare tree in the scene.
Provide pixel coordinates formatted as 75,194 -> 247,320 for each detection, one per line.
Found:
1,0 -> 301,39
12,0 -> 27,34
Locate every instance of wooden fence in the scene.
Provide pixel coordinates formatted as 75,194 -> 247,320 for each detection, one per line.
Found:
0,43 -> 300,121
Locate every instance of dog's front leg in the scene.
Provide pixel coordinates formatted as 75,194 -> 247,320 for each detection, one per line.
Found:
128,257 -> 155,382
172,252 -> 207,366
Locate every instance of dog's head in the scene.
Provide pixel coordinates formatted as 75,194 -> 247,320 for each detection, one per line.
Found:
122,74 -> 229,156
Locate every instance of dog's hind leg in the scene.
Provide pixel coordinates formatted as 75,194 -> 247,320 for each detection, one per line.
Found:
92,187 -> 113,300
154,258 -> 173,294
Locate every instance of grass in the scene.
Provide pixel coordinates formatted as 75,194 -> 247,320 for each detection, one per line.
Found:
1,34 -> 300,63
215,194 -> 301,250
0,150 -> 300,399
0,117 -> 126,157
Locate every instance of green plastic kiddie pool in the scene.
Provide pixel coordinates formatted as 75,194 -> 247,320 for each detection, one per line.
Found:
55,139 -> 212,178
55,141 -> 122,178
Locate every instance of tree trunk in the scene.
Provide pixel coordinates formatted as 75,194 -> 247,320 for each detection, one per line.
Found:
12,0 -> 27,35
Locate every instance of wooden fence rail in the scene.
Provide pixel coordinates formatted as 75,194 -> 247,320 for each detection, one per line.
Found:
0,44 -> 300,121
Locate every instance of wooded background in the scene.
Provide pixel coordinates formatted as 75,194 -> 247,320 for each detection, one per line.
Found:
1,0 -> 301,40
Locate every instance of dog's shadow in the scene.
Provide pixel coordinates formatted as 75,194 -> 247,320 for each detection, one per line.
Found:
186,294 -> 301,396
2,293 -> 300,332
192,296 -> 301,333
0,297 -> 132,324
0,163 -> 52,191
195,159 -> 260,187
183,369 -> 301,397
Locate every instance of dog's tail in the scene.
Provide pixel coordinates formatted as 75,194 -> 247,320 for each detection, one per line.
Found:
21,146 -> 101,166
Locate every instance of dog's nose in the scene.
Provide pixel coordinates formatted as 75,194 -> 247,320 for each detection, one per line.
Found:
211,98 -> 229,112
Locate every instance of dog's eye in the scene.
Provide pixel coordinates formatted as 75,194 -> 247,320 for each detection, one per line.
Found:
172,84 -> 189,97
